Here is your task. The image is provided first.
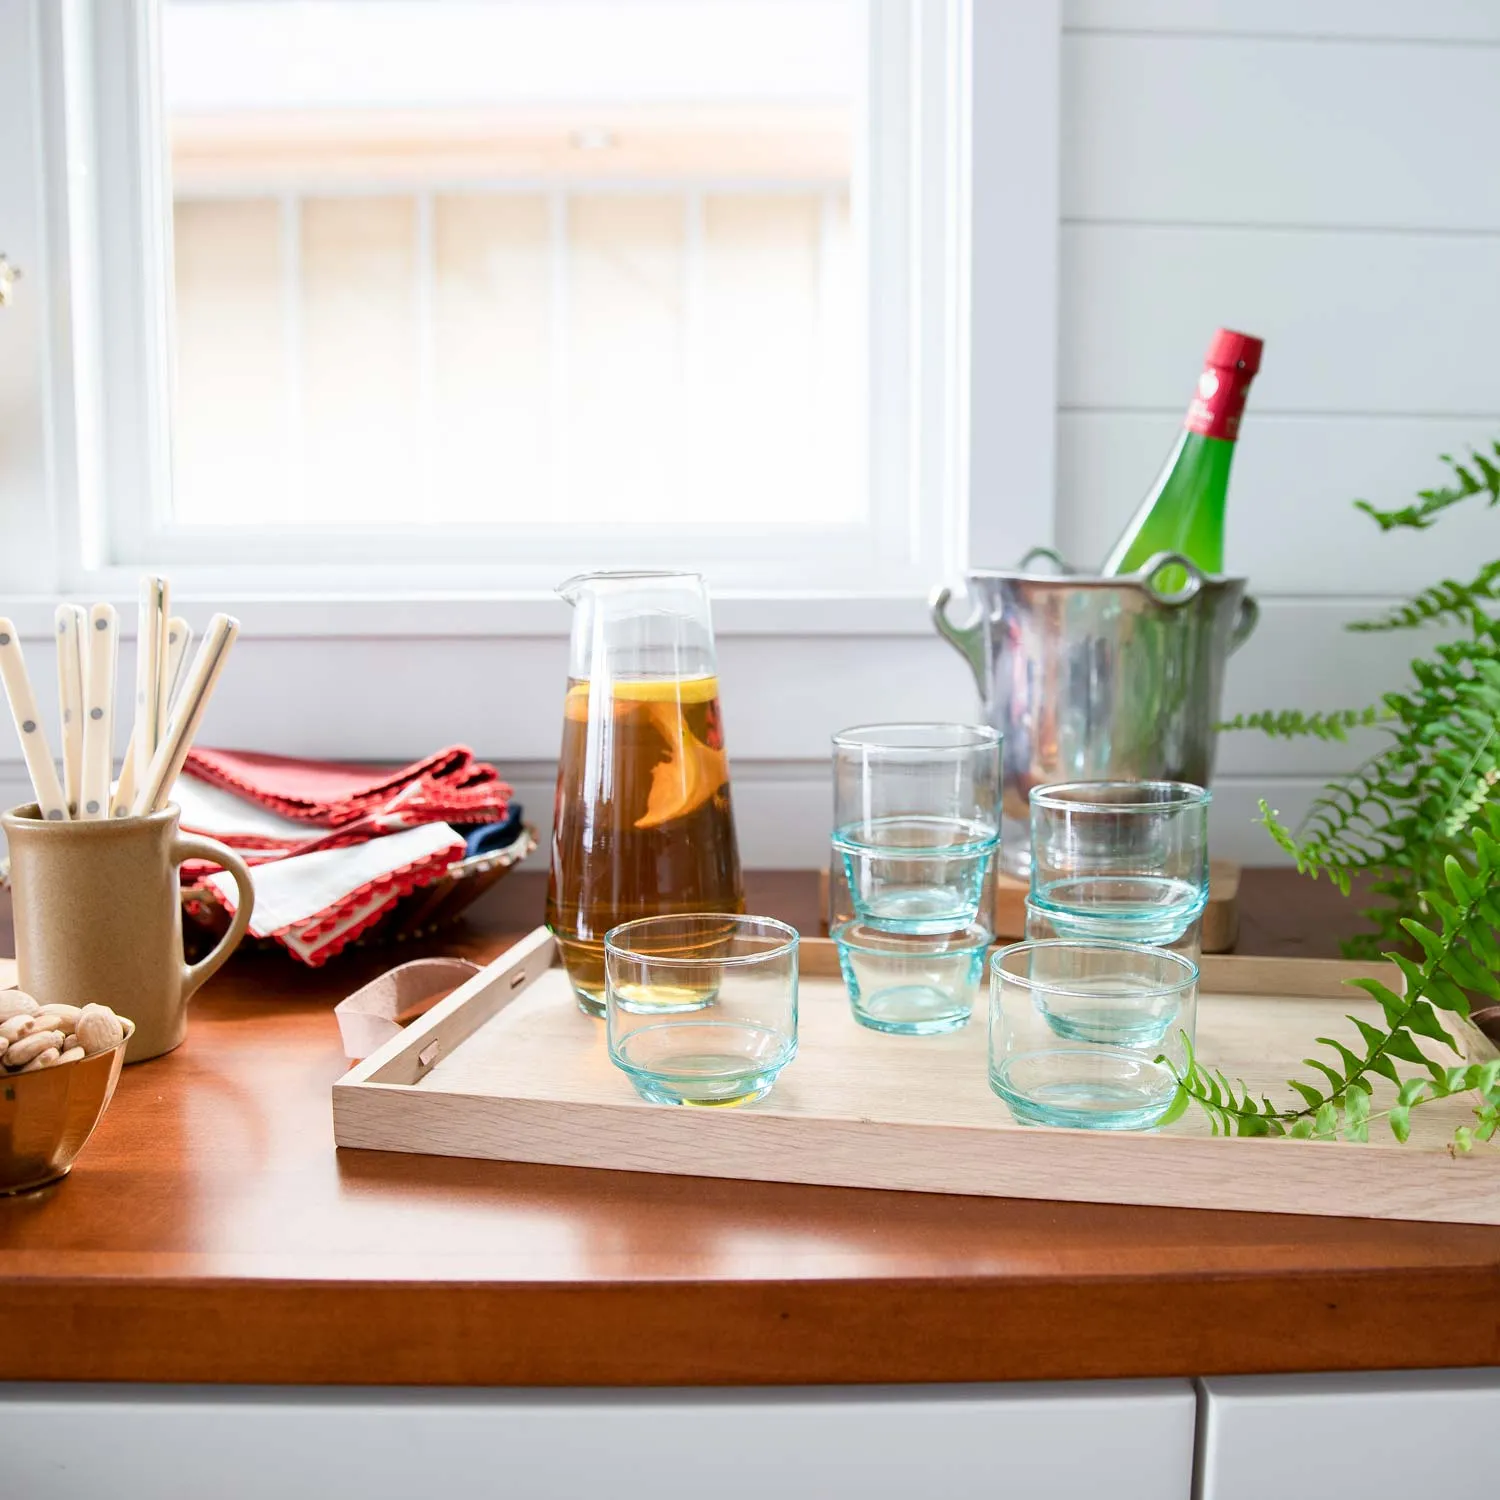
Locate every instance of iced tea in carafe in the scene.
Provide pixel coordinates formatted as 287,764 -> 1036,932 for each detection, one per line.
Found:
546,572 -> 744,1015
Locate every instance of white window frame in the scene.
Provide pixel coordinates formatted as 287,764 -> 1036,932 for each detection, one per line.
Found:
2,0 -> 1058,636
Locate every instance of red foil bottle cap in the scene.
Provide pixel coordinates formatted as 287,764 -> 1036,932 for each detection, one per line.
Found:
1205,328 -> 1263,374
1186,328 -> 1264,440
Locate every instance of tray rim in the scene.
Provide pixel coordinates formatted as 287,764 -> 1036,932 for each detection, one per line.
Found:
332,929 -> 1500,1225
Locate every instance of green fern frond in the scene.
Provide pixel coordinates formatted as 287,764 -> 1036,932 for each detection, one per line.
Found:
1245,619 -> 1500,953
1349,560 -> 1500,633
1169,807 -> 1500,1148
1353,441 -> 1500,532
1218,706 -> 1385,741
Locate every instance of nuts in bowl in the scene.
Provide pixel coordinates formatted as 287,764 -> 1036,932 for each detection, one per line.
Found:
0,991 -> 135,1194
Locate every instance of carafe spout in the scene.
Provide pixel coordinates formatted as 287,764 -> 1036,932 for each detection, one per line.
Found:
557,569 -> 703,607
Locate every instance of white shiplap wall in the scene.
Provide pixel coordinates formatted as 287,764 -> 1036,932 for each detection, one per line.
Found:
1054,0 -> 1500,858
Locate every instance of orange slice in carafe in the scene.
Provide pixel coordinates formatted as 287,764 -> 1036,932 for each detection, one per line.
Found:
563,676 -> 727,829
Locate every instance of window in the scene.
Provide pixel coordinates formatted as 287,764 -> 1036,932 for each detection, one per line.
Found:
166,1 -> 858,534
29,0 -> 974,595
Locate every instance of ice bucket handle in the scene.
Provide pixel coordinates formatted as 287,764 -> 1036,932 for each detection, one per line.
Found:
930,585 -> 988,705
1138,551 -> 1206,607
1137,550 -> 1259,654
1230,594 -> 1260,654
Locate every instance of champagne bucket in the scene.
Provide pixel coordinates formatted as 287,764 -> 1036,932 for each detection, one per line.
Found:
931,551 -> 1258,877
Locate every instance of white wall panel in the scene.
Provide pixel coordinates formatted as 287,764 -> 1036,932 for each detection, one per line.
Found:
1060,223 -> 1500,416
1063,34 -> 1500,231
0,591 -> 1442,868
1057,412 -> 1500,595
1065,0 -> 1500,42
1,761 -> 1316,868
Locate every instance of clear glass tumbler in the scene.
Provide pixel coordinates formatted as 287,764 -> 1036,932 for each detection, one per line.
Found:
989,939 -> 1198,1131
832,723 -> 1001,933
832,919 -> 990,1035
605,913 -> 798,1107
1028,781 -> 1210,946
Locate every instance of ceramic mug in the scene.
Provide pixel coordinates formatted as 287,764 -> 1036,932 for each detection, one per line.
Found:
2,802 -> 255,1062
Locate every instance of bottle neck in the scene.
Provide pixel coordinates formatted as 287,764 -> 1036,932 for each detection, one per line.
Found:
1184,361 -> 1255,442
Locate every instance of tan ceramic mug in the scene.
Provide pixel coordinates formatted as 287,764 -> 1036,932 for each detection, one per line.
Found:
2,803 -> 255,1062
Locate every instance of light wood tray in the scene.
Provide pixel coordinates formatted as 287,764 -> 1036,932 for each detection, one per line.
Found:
332,929 -> 1500,1225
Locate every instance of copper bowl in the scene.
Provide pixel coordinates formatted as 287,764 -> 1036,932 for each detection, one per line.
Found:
0,1018 -> 134,1194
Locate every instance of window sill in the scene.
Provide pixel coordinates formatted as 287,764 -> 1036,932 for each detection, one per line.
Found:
0,588 -> 943,640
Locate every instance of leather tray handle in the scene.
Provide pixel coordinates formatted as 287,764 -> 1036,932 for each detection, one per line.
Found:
334,957 -> 483,1060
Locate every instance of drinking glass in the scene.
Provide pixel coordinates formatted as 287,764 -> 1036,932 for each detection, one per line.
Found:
989,940 -> 1198,1131
832,723 -> 1001,933
833,919 -> 989,1035
1028,781 -> 1210,945
605,914 -> 798,1107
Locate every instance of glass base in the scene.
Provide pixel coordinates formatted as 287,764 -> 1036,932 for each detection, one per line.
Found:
611,1020 -> 793,1108
1030,876 -> 1207,947
571,983 -> 606,1020
626,1069 -> 781,1108
990,1051 -> 1177,1131
851,985 -> 972,1036
852,888 -> 987,936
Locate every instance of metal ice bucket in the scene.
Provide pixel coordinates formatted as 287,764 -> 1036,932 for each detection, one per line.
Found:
931,550 -> 1258,877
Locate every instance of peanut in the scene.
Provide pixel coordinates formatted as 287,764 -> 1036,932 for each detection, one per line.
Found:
56,1046 -> 85,1065
18,1047 -> 60,1072
0,1014 -> 37,1045
35,1003 -> 81,1030
5,1030 -> 65,1068
75,1004 -> 125,1056
0,991 -> 38,1022
0,1037 -> 7,1062
62,1033 -> 78,1051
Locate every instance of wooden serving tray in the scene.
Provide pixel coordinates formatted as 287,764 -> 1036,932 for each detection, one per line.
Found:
818,859 -> 1241,950
332,929 -> 1500,1225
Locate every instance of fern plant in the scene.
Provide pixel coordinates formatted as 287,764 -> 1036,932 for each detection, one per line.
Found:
1227,441 -> 1500,959
1165,804 -> 1500,1150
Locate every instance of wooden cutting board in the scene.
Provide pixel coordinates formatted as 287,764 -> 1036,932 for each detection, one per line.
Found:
819,859 -> 1241,950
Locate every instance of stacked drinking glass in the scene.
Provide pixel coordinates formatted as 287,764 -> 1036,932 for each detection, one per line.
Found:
988,781 -> 1212,1130
829,724 -> 1001,1035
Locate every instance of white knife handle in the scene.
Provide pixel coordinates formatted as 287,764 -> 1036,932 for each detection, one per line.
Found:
164,616 -> 192,711
79,602 -> 118,820
0,618 -> 68,821
135,612 -> 239,817
55,603 -> 85,816
152,580 -> 172,748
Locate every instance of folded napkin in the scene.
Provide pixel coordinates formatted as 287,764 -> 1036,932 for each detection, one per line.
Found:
173,746 -> 513,966
184,745 -> 511,830
203,822 -> 467,966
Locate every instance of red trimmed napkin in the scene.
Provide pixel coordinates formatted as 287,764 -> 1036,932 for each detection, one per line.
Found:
183,745 -> 511,830
172,747 -> 512,967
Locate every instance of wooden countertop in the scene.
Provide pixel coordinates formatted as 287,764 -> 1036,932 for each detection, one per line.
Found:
3,870 -> 1498,1387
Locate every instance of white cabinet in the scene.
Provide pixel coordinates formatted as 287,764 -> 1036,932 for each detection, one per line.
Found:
3,1381 -> 1196,1500
1198,1370 -> 1500,1499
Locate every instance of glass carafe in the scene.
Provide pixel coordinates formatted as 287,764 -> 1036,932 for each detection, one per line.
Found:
546,571 -> 745,1016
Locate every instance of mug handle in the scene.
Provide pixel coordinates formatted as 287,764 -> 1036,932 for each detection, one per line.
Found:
172,833 -> 256,1003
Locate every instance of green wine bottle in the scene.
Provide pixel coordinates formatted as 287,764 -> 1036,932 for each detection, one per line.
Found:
1100,328 -> 1263,577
